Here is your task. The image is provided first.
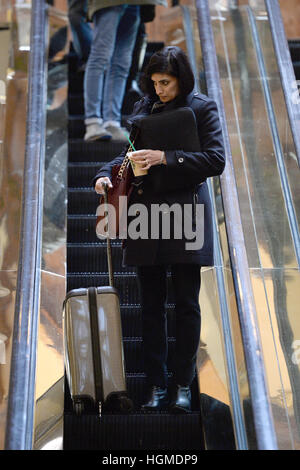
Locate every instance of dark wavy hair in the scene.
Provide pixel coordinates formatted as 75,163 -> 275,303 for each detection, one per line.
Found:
140,46 -> 195,100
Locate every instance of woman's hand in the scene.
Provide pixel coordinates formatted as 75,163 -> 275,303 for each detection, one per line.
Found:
95,176 -> 113,194
128,149 -> 166,170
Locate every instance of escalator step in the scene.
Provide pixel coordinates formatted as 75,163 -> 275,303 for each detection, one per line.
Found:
68,93 -> 139,118
120,305 -> 176,338
124,374 -> 200,410
64,371 -> 200,415
67,243 -> 131,273
288,40 -> 300,63
68,93 -> 84,115
68,116 -> 85,138
68,71 -> 84,94
68,139 -> 125,163
68,162 -> 104,187
293,61 -> 300,80
67,50 -> 82,73
63,413 -> 203,450
65,47 -> 203,451
67,216 -> 100,243
69,215 -> 173,247
68,188 -> 99,215
68,92 -> 141,117
121,305 -> 142,337
123,338 -> 175,374
67,273 -> 175,305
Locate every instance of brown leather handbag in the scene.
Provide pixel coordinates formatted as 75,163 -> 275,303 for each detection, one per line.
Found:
95,141 -> 135,239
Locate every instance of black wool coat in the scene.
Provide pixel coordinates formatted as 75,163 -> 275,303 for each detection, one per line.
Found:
93,92 -> 225,267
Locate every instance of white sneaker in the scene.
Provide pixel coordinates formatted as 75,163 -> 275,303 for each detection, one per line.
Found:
104,121 -> 129,142
84,118 -> 112,141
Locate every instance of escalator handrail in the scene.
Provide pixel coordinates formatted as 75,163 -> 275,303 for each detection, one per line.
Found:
181,4 -> 248,450
265,0 -> 300,168
195,0 -> 278,450
4,0 -> 48,450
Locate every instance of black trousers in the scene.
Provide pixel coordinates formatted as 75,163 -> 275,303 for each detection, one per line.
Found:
136,264 -> 201,389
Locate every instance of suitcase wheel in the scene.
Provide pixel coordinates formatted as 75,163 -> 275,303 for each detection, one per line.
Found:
104,392 -> 134,413
73,400 -> 84,416
118,395 -> 134,413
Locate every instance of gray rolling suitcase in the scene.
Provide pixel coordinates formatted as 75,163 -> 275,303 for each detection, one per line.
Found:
63,184 -> 133,416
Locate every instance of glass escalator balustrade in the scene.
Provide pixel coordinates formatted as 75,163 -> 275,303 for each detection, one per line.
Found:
205,1 -> 300,449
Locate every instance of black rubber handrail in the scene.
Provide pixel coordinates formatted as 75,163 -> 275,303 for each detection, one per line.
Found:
195,0 -> 278,450
181,4 -> 248,450
5,0 -> 48,450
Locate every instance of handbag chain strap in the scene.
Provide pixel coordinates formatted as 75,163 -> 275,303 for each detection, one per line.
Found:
117,130 -> 138,180
117,144 -> 133,180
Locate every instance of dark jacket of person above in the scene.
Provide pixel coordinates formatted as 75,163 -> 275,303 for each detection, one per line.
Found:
93,90 -> 225,267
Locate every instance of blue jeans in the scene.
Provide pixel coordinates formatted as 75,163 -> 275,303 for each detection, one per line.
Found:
84,5 -> 140,122
68,0 -> 92,62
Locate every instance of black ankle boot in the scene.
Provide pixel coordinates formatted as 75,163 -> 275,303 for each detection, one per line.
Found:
169,384 -> 191,413
141,386 -> 168,411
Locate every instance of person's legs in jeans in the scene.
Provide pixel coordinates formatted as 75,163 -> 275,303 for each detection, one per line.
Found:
136,265 -> 168,389
102,5 -> 140,138
68,0 -> 92,64
84,6 -> 125,120
83,6 -> 129,140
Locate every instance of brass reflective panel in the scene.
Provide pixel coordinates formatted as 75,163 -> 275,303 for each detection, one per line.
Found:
250,268 -> 300,449
0,1 -> 31,449
0,1 -> 68,450
197,267 -> 237,450
205,0 -> 300,449
33,377 -> 64,450
33,6 -> 69,450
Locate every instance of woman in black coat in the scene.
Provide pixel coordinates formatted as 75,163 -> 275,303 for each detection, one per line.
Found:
94,46 -> 225,412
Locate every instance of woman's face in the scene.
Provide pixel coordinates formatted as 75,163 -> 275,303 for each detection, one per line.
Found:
151,73 -> 180,103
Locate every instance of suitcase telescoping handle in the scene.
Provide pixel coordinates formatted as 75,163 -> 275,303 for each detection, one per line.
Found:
102,182 -> 114,288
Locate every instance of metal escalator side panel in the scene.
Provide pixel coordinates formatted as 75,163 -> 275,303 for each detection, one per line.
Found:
195,0 -> 278,450
4,0 -> 49,450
